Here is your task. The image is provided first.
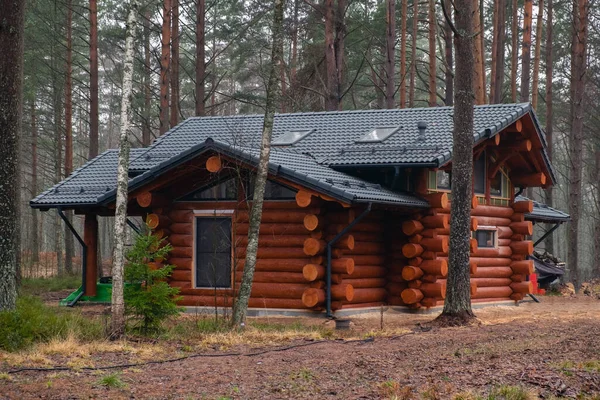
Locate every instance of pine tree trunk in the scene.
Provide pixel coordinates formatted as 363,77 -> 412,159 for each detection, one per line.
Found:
409,0 -> 418,107
335,0 -> 345,110
170,0 -> 179,127
142,9 -> 151,146
196,0 -> 205,116
89,0 -> 99,158
64,0 -> 74,275
31,100 -> 40,264
492,0 -> 505,104
567,0 -> 588,291
490,0 -> 498,102
544,0 -> 554,254
531,0 -> 544,110
399,0 -> 408,108
0,0 -> 24,311
438,0 -> 475,323
53,39 -> 64,276
385,0 -> 396,109
160,0 -> 171,134
510,0 -> 518,102
111,0 -> 140,338
290,0 -> 299,93
594,146 -> 600,277
520,0 -> 533,103
472,0 -> 484,105
427,0 -> 436,106
324,0 -> 336,110
443,0 -> 453,106
232,0 -> 285,327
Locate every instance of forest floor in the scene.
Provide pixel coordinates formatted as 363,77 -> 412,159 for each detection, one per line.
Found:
1,295 -> 600,399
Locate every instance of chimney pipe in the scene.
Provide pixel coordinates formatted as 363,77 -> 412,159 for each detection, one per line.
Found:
417,121 -> 427,141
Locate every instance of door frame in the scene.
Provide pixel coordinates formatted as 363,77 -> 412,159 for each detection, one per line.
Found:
192,209 -> 234,290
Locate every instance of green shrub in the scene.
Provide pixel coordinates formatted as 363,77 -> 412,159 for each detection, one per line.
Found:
0,296 -> 103,351
124,231 -> 182,334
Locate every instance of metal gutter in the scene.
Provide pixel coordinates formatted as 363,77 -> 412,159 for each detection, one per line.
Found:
57,208 -> 87,307
325,203 -> 373,318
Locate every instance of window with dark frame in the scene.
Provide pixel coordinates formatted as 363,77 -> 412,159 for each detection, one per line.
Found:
473,154 -> 486,194
436,170 -> 452,190
195,216 -> 232,289
247,176 -> 297,200
472,228 -> 497,249
179,177 -> 238,201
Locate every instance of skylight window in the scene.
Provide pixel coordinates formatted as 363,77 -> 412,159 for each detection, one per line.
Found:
272,129 -> 314,145
356,126 -> 400,143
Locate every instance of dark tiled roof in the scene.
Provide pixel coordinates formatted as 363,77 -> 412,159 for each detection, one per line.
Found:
95,139 -> 430,208
30,149 -> 147,208
129,103 -> 546,170
515,195 -> 570,223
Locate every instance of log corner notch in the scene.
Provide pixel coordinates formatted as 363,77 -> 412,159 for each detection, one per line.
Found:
206,155 -> 222,173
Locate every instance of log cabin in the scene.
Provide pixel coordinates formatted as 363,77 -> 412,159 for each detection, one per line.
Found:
31,103 -> 569,315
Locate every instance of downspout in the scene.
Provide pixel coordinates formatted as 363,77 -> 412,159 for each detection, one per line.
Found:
326,202 -> 373,318
57,208 -> 87,307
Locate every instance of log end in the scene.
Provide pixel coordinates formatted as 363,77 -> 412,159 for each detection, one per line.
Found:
206,155 -> 222,172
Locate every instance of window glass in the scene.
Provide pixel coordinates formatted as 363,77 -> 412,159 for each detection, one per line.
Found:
472,229 -> 497,248
273,129 -> 313,145
181,177 -> 238,201
490,169 -> 508,197
436,170 -> 452,190
474,155 -> 486,194
195,217 -> 232,288
356,127 -> 399,143
247,177 -> 297,200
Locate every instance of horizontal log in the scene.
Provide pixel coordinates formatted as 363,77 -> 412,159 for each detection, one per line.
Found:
408,234 -> 423,244
325,235 -> 356,250
348,288 -> 387,304
424,192 -> 449,209
386,282 -> 407,296
235,223 -> 308,236
513,200 -> 534,214
343,265 -> 385,279
402,266 -> 424,281
421,298 -> 440,308
402,243 -> 424,258
470,262 -> 478,275
170,280 -> 191,289
471,297 -> 512,304
352,255 -> 387,265
303,238 -> 326,256
168,210 -> 193,223
169,257 -> 193,270
510,241 -> 533,255
421,274 -> 437,283
472,216 -> 512,227
402,220 -> 424,236
510,213 -> 525,223
421,237 -> 448,253
510,292 -> 525,301
328,222 -> 383,234
510,281 -> 533,294
250,283 -> 309,299
498,238 -> 511,247
469,257 -> 512,266
295,191 -> 316,208
497,226 -> 513,239
304,214 -> 322,231
408,280 -> 422,289
472,266 -> 514,278
341,278 -> 387,288
401,288 -> 424,304
510,221 -> 533,236
169,222 -> 191,234
333,284 -> 354,301
235,247 -> 307,259
234,271 -> 307,284
421,214 -> 449,229
332,258 -> 355,274
511,260 -> 534,275
303,264 -> 324,281
387,296 -> 406,306
169,234 -> 193,247
179,296 -> 308,309
348,231 -> 384,242
146,213 -> 171,230
471,286 -> 513,299
351,241 -> 385,255
420,229 -> 437,238
471,205 -> 515,218
171,246 -> 193,258
235,235 -> 306,248
237,210 -> 308,224
339,301 -> 385,310
421,251 -> 436,260
235,258 -> 308,272
511,173 -> 546,187
206,155 -> 222,172
407,257 -> 423,267
420,282 -> 446,298
472,246 -> 512,258
471,278 -> 513,287
511,274 -> 525,282
171,270 -> 190,281
419,259 -> 447,276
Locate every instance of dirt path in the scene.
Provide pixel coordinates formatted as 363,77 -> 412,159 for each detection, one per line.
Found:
2,296 -> 600,399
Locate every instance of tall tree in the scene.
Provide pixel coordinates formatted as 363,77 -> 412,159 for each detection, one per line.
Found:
324,0 -> 345,111
195,0 -> 205,116
142,8 -> 152,146
544,0 -> 554,253
567,0 -> 588,290
111,0 -> 140,337
437,0 -> 476,324
89,0 -> 99,158
170,0 -> 179,127
159,0 -> 171,134
510,0 -> 518,102
427,0 -> 436,106
443,0 -> 453,106
472,0 -> 485,104
491,0 -> 505,104
232,0 -> 285,327
0,0 -> 25,311
531,0 -> 544,110
399,0 -> 408,108
385,0 -> 396,108
409,0 -> 418,107
520,0 -> 533,103
31,100 -> 39,264
64,0 -> 74,274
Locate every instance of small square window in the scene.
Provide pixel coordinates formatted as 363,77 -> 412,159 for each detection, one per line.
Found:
472,228 -> 497,248
272,129 -> 314,145
356,126 -> 400,143
436,170 -> 452,190
474,154 -> 486,194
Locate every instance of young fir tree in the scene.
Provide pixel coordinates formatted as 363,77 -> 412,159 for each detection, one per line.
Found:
124,231 -> 181,334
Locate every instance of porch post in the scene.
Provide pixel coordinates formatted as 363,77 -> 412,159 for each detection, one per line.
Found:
84,214 -> 98,296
